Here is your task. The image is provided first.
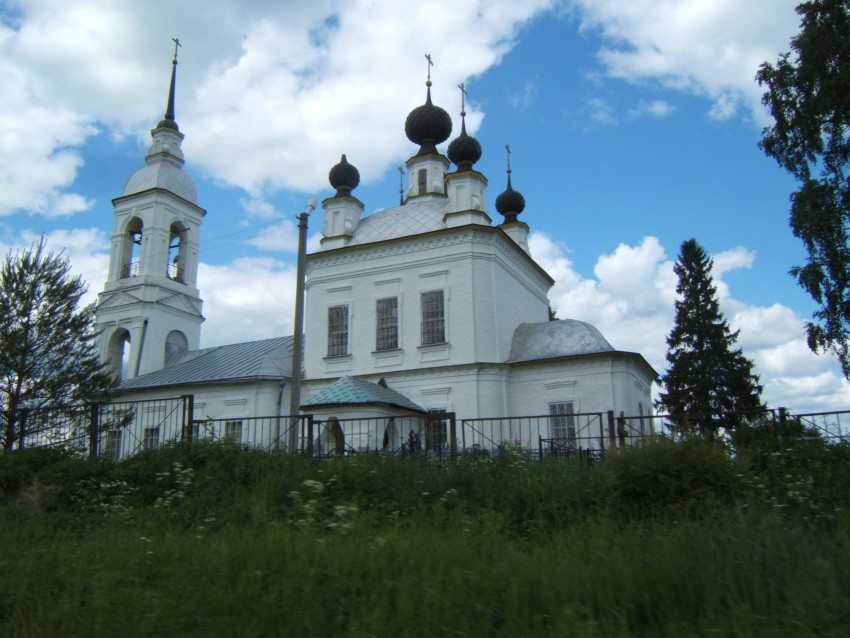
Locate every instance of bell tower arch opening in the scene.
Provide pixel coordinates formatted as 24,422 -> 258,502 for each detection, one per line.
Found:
121,217 -> 143,279
106,328 -> 132,382
168,222 -> 188,283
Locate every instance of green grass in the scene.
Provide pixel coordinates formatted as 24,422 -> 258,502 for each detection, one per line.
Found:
1,439 -> 849,636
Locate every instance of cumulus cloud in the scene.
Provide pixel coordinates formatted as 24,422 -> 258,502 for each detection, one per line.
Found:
530,231 -> 850,412
0,0 -> 556,217
0,227 -> 110,307
569,0 -> 800,123
198,258 -> 297,347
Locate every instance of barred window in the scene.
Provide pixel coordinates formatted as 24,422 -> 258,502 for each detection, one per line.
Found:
549,402 -> 576,444
376,297 -> 399,351
420,290 -> 445,345
225,420 -> 243,442
327,305 -> 349,356
417,169 -> 427,194
105,430 -> 123,459
143,426 -> 160,451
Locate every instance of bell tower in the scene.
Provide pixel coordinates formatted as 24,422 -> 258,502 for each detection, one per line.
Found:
95,40 -> 205,381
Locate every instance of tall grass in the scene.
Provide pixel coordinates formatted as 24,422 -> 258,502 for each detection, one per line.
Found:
1,439 -> 849,636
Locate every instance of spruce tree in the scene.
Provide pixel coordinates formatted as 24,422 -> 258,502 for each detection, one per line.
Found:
0,239 -> 114,449
657,239 -> 763,438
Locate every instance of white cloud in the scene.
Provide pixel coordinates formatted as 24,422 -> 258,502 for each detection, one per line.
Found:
569,0 -> 800,123
198,258 -> 297,347
586,97 -> 617,124
509,80 -> 539,110
1,0 -> 557,216
530,231 -> 850,413
629,99 -> 674,118
0,227 -> 109,308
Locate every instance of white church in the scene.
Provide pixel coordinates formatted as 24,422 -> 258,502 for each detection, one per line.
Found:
93,53 -> 656,456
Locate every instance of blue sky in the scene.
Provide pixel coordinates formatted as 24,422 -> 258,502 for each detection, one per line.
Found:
1,0 -> 847,411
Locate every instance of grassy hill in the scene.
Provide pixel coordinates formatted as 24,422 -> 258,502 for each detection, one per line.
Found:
1,438 -> 849,636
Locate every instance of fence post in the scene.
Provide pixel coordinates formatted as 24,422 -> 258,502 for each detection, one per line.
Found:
306,415 -> 314,458
449,412 -> 457,462
607,410 -> 616,448
182,394 -> 195,442
618,411 -> 627,447
89,403 -> 100,459
777,407 -> 787,438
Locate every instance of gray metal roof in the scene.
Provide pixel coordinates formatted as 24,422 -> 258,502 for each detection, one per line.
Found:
118,336 -> 293,391
508,319 -> 615,362
123,160 -> 198,204
348,197 -> 448,245
303,376 -> 426,413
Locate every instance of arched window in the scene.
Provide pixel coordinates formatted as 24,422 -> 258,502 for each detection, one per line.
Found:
167,222 -> 187,283
106,328 -> 132,382
121,218 -> 143,278
165,330 -> 188,362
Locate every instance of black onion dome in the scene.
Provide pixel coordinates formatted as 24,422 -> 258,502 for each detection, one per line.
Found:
496,175 -> 526,223
447,120 -> 482,169
328,154 -> 360,196
404,85 -> 452,156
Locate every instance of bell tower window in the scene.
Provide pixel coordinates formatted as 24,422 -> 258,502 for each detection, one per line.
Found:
121,218 -> 143,279
168,223 -> 187,283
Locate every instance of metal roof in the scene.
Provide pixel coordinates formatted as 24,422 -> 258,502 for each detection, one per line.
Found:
123,161 -> 198,204
303,376 -> 426,413
348,197 -> 448,245
508,319 -> 615,362
118,336 -> 293,391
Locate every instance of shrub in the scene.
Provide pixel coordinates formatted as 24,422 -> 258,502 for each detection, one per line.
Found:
604,438 -> 742,517
0,447 -> 78,498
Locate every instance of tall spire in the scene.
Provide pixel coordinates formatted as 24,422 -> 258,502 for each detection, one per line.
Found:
158,37 -> 181,131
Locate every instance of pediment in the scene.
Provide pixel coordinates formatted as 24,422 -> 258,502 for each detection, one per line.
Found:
157,293 -> 203,317
97,291 -> 141,311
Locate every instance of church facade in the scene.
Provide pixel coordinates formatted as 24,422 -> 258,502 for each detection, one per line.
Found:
95,56 -> 656,457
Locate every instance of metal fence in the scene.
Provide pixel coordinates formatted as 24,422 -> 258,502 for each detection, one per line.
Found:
190,414 -> 303,452
5,396 -> 849,462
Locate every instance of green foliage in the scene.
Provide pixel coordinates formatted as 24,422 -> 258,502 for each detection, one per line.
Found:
605,437 -> 743,517
657,239 -> 764,438
0,238 -> 114,450
745,439 -> 850,523
2,442 -> 850,634
757,0 -> 850,377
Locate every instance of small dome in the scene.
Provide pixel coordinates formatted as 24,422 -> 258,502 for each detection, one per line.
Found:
509,320 -> 615,362
495,180 -> 525,222
123,161 -> 197,204
404,85 -> 452,156
328,154 -> 360,196
156,117 -> 179,132
447,121 -> 482,169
